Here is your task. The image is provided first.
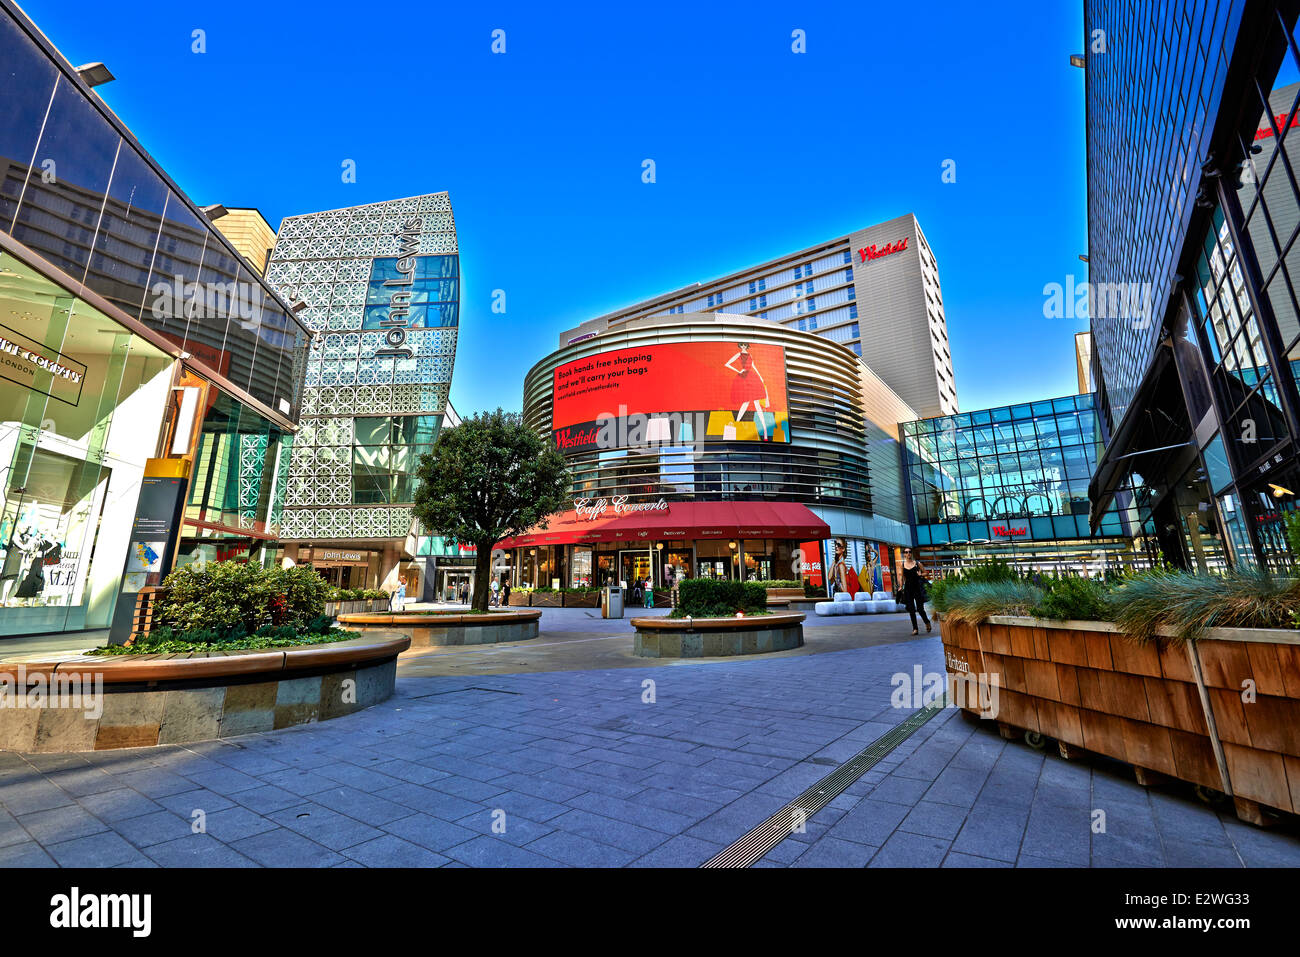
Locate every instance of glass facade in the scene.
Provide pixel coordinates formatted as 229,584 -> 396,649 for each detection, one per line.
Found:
902,394 -> 1147,570
1086,0 -> 1246,427
265,194 -> 458,542
0,253 -> 171,634
1087,2 -> 1300,569
0,3 -> 307,633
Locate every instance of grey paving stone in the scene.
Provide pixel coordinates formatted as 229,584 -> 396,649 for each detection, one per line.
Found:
0,840 -> 56,866
154,787 -> 237,818
443,835 -> 567,867
344,834 -> 451,867
826,798 -> 910,847
229,828 -> 347,867
548,808 -> 669,854
268,803 -> 384,850
565,791 -> 694,834
791,836 -> 878,867
868,774 -> 933,807
525,831 -> 638,866
898,800 -> 969,840
18,803 -> 109,844
869,830 -> 951,867
1020,801 -> 1090,865
943,851 -> 1014,867
382,813 -> 478,851
950,801 -> 1029,863
144,833 -> 260,867
231,784 -> 309,815
309,786 -> 416,826
1161,838 -> 1243,868
111,810 -> 193,849
46,831 -> 150,867
199,806 -> 279,843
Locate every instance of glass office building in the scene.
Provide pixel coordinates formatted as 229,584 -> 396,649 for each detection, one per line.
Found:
265,195 -> 459,596
902,393 -> 1149,572
0,1 -> 309,635
1087,1 -> 1300,570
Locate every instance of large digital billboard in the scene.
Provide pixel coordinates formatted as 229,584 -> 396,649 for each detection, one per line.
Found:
552,341 -> 790,451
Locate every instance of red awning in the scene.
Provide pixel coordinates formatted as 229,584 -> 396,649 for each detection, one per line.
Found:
495,501 -> 831,549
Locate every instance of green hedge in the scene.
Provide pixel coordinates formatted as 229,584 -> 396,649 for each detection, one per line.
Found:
745,579 -> 802,589
672,579 -> 767,618
157,561 -> 328,635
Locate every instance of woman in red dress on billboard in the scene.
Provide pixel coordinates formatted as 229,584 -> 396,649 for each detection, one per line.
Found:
725,343 -> 771,439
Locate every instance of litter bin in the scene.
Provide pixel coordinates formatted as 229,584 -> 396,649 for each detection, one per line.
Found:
602,585 -> 624,619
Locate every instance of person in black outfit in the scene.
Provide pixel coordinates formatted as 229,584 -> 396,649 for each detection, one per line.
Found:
897,548 -> 931,635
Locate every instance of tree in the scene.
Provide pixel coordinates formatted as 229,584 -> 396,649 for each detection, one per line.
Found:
412,408 -> 571,612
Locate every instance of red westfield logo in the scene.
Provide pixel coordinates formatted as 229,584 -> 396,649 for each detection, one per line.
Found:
858,238 -> 908,262
555,426 -> 598,449
992,525 -> 1027,537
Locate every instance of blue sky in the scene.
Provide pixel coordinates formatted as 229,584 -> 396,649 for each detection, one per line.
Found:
26,0 -> 1089,418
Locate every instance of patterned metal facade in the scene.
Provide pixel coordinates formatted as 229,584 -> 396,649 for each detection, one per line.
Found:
265,193 -> 459,541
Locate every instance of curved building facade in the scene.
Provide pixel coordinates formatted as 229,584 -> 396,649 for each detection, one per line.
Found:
504,312 -> 901,595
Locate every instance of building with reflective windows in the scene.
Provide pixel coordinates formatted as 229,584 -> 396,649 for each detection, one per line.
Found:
0,1 -> 309,636
1086,0 -> 1300,570
902,392 -> 1147,572
561,213 -> 957,419
263,195 -> 459,596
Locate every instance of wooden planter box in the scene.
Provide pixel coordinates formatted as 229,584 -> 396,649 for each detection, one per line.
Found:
563,592 -> 599,608
530,591 -> 562,607
940,615 -> 1300,824
508,592 -> 531,607
765,587 -> 805,601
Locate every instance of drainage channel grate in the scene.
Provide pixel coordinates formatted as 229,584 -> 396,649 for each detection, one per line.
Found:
701,695 -> 948,868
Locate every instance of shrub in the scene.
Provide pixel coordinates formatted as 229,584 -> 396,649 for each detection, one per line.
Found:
1109,568 -> 1300,643
803,581 -> 826,598
1032,575 -> 1110,621
157,561 -> 327,633
673,579 -> 767,618
938,581 -> 1044,625
746,579 -> 802,589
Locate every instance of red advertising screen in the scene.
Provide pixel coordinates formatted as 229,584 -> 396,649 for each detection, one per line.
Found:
551,342 -> 790,450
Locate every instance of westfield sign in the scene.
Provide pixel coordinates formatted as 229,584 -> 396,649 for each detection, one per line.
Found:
858,237 -> 908,262
992,525 -> 1028,537
574,496 -> 669,521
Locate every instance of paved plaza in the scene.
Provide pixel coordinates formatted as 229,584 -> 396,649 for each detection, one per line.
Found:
2,612 -> 1299,867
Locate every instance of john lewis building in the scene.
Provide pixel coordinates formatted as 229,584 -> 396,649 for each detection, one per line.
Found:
264,195 -> 460,596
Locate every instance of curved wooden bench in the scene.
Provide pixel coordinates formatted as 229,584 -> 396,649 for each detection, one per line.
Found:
631,612 -> 805,631
339,610 -> 541,647
631,612 -> 805,658
339,610 -> 541,626
31,636 -> 409,685
0,636 -> 410,753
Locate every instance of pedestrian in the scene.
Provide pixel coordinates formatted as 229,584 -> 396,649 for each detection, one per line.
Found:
895,548 -> 931,636
459,581 -> 468,605
631,578 -> 643,606
491,577 -> 500,607
391,576 -> 406,613
644,578 -> 654,608
502,580 -> 512,606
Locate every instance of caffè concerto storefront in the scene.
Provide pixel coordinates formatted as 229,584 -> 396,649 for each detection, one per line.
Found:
496,496 -> 831,596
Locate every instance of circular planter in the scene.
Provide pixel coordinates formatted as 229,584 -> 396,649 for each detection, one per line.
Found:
631,612 -> 805,658
338,609 -> 541,647
0,636 -> 409,753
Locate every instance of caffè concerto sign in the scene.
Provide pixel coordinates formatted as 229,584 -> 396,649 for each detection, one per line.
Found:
574,496 -> 669,521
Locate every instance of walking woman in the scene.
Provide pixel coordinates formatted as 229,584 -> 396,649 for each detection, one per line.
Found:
896,548 -> 931,636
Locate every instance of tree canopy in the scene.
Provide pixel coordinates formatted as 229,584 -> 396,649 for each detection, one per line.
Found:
412,408 -> 570,610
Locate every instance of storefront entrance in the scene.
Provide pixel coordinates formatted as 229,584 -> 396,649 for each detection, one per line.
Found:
437,568 -> 474,603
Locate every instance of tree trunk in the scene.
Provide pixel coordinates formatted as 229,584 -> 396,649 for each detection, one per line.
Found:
473,542 -> 494,612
